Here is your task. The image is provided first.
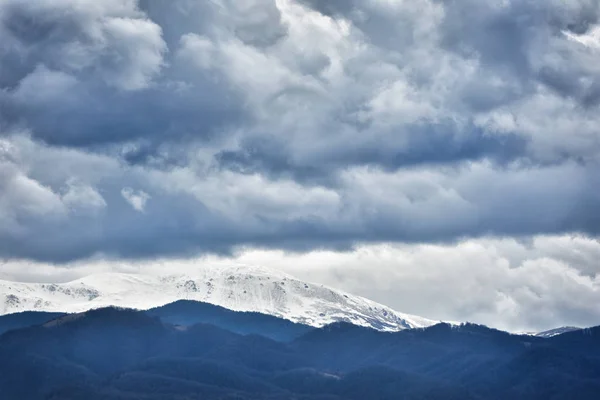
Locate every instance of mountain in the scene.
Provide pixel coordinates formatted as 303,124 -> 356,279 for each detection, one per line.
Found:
535,326 -> 581,338
0,264 -> 439,331
2,306 -> 600,400
0,301 -> 311,341
145,300 -> 313,341
0,310 -> 65,335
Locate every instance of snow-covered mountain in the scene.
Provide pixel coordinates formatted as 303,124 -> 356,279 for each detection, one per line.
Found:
517,326 -> 583,338
535,326 -> 581,338
0,264 -> 440,331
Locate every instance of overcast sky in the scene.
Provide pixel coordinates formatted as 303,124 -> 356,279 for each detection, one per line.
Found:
0,0 -> 599,332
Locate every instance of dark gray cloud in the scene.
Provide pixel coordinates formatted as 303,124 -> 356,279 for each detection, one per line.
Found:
0,0 -> 246,151
0,0 -> 599,262
216,122 -> 528,183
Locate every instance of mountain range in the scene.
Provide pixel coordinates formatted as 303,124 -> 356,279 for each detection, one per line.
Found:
1,265 -> 579,337
0,265 -> 439,331
1,265 -> 596,399
0,303 -> 599,399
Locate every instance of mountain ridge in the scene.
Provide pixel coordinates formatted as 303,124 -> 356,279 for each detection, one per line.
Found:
0,264 -> 440,331
2,305 -> 600,399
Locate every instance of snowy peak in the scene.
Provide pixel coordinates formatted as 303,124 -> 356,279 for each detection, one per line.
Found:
0,265 -> 440,331
535,326 -> 581,338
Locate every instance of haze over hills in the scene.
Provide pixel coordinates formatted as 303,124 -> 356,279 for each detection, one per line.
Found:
0,264 -> 439,331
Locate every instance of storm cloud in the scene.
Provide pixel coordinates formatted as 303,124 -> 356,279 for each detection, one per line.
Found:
0,0 -> 599,262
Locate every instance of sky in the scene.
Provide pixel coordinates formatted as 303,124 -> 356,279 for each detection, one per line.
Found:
0,0 -> 599,332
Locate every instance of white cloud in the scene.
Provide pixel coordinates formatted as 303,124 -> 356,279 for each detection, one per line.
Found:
224,236 -> 600,332
0,0 -> 166,91
61,180 -> 107,214
121,187 -> 150,212
564,25 -> 600,50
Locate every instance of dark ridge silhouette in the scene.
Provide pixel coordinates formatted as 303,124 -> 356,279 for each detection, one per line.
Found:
146,299 -> 313,341
1,306 -> 599,399
0,310 -> 65,335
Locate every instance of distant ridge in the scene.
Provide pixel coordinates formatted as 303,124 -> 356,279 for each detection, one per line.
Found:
2,306 -> 600,399
535,326 -> 581,338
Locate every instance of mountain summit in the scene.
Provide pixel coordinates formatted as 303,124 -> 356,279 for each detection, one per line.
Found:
0,265 -> 439,331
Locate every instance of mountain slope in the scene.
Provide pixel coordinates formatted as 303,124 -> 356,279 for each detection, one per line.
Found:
0,311 -> 66,335
535,326 -> 581,338
3,306 -> 600,400
145,300 -> 313,341
0,264 -> 439,331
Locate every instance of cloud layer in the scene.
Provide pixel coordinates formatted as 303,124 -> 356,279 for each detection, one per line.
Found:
2,0 -> 600,332
0,0 -> 599,262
